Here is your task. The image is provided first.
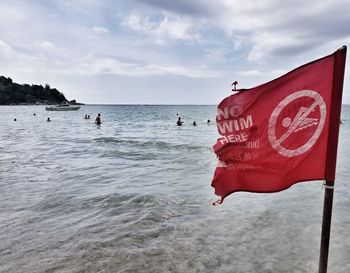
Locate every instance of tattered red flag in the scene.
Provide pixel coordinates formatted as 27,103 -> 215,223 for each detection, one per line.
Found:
212,46 -> 347,204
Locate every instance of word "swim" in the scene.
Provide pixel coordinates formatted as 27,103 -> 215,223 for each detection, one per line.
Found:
216,106 -> 253,135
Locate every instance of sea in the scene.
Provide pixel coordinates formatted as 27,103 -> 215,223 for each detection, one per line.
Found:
0,104 -> 349,273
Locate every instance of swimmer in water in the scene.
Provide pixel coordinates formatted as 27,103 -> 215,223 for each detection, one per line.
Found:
177,117 -> 184,126
95,113 -> 101,125
192,121 -> 197,126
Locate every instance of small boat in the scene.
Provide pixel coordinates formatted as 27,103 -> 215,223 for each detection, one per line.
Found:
45,102 -> 80,111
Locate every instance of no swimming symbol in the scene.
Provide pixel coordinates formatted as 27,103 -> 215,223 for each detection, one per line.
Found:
268,90 -> 327,158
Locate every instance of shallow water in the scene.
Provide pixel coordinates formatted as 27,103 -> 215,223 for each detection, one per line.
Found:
0,104 -> 349,273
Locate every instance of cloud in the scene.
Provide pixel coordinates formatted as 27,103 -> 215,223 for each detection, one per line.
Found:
247,32 -> 315,62
237,69 -> 263,76
92,26 -> 108,34
69,54 -> 219,78
0,2 -> 27,27
37,41 -> 55,50
0,40 -> 16,60
131,0 -> 350,61
0,39 -> 50,78
0,39 -> 37,63
133,0 -> 215,16
123,12 -> 202,42
144,63 -> 219,77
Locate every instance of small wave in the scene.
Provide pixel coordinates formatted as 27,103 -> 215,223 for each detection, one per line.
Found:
80,192 -> 167,209
93,137 -> 207,152
78,192 -> 181,218
93,137 -> 128,144
31,194 -> 78,213
30,192 -> 181,229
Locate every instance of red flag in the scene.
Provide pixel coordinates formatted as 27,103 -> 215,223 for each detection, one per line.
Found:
212,46 -> 347,204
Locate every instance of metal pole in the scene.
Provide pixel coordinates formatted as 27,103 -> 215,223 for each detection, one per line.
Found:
318,181 -> 335,273
318,46 -> 346,273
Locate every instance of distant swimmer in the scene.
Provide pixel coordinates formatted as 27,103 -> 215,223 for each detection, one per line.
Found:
95,113 -> 102,125
33,113 -> 36,116
192,121 -> 197,126
47,117 -> 51,122
177,117 -> 184,126
207,119 -> 210,123
84,115 -> 88,119
87,115 -> 90,119
14,118 -> 17,121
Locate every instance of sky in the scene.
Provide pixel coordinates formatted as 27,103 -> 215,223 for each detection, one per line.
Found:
1,0 -> 350,105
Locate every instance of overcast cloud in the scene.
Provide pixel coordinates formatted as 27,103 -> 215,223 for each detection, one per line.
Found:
0,0 -> 349,104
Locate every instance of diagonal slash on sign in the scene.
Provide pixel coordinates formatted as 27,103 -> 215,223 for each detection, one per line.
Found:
276,100 -> 319,145
268,90 -> 327,158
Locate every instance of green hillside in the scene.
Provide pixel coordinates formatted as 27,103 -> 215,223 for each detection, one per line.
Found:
0,76 -> 68,105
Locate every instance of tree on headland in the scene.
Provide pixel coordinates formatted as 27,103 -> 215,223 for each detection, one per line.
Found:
0,76 -> 69,105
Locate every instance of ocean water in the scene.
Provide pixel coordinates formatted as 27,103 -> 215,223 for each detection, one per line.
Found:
0,104 -> 349,273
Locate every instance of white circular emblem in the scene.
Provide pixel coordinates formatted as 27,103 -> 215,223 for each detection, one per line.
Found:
268,90 -> 327,157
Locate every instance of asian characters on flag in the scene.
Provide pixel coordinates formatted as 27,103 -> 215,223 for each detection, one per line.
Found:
211,50 -> 339,203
